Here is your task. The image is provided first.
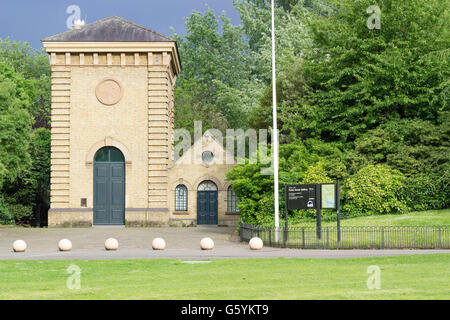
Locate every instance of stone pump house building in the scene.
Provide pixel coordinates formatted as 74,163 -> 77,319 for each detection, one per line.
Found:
43,16 -> 240,227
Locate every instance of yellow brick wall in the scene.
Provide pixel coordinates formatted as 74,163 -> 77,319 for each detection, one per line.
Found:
50,66 -> 71,209
70,66 -> 149,209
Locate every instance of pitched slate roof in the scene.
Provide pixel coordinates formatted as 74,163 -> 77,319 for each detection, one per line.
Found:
43,16 -> 174,42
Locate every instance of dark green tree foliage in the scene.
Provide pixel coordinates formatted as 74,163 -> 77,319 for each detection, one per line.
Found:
401,170 -> 449,211
0,197 -> 12,224
249,57 -> 317,142
348,117 -> 450,210
304,0 -> 449,143
2,128 -> 50,225
348,118 -> 449,177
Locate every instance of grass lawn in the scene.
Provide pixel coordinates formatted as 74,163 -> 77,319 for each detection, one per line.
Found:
292,209 -> 450,227
0,254 -> 449,299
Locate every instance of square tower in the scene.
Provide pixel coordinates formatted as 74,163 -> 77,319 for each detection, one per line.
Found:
42,17 -> 181,226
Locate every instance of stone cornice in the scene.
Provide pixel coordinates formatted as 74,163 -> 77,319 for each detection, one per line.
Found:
42,41 -> 181,75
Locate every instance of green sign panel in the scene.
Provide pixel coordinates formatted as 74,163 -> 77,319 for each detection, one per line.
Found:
321,183 -> 336,209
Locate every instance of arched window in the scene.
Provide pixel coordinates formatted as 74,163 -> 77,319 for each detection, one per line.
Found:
197,180 -> 217,191
175,185 -> 188,211
94,147 -> 124,162
227,186 -> 238,213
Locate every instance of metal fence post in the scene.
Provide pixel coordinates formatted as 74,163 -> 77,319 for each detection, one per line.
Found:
240,226 -> 243,242
269,227 -> 272,247
438,227 -> 442,249
302,227 -> 305,249
381,227 -> 384,249
326,227 -> 329,249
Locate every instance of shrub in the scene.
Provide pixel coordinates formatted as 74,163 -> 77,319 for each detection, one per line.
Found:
401,169 -> 449,211
0,197 -> 13,224
343,164 -> 407,217
7,203 -> 33,225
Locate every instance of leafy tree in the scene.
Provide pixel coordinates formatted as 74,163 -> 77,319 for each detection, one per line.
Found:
348,118 -> 449,177
235,0 -> 318,82
0,62 -> 34,224
246,0 -> 300,11
198,0 -> 449,223
0,62 -> 33,189
0,38 -> 51,128
2,128 -> 51,225
0,197 -> 13,224
172,7 -> 263,131
173,1 -> 324,133
0,40 -> 50,225
304,0 -> 449,143
401,170 -> 449,211
249,57 -> 316,142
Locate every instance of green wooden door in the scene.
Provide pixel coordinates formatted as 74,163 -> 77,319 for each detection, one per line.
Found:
93,147 -> 125,225
197,191 -> 218,225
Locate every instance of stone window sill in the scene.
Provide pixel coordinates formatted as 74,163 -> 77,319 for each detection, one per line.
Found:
173,211 -> 190,215
226,212 -> 240,216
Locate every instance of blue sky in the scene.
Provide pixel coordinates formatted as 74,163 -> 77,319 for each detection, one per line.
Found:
0,0 -> 241,50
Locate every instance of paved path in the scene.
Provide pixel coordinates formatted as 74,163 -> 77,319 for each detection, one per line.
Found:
0,226 -> 448,260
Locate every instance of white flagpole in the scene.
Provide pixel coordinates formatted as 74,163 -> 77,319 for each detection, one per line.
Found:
271,0 -> 280,242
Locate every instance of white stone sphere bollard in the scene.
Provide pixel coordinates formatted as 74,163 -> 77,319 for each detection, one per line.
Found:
249,237 -> 264,250
13,240 -> 27,252
58,239 -> 72,252
200,237 -> 214,250
105,238 -> 119,251
152,238 -> 166,250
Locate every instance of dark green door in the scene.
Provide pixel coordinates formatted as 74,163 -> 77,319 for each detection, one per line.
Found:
197,191 -> 218,225
93,147 -> 125,225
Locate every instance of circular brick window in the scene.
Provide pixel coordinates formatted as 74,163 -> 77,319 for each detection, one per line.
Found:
95,78 -> 123,105
202,151 -> 214,163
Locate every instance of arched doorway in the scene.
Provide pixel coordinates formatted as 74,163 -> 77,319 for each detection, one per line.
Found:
93,147 -> 125,225
197,180 -> 218,225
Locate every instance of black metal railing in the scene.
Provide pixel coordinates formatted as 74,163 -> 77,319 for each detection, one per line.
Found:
240,223 -> 450,249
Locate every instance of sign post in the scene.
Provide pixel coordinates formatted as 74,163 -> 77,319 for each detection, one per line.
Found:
337,182 -> 341,242
284,187 -> 288,246
320,183 -> 340,242
285,183 -> 340,242
286,184 -> 318,240
316,185 -> 322,239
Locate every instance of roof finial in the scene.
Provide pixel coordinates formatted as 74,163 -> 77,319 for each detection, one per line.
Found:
73,19 -> 85,30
